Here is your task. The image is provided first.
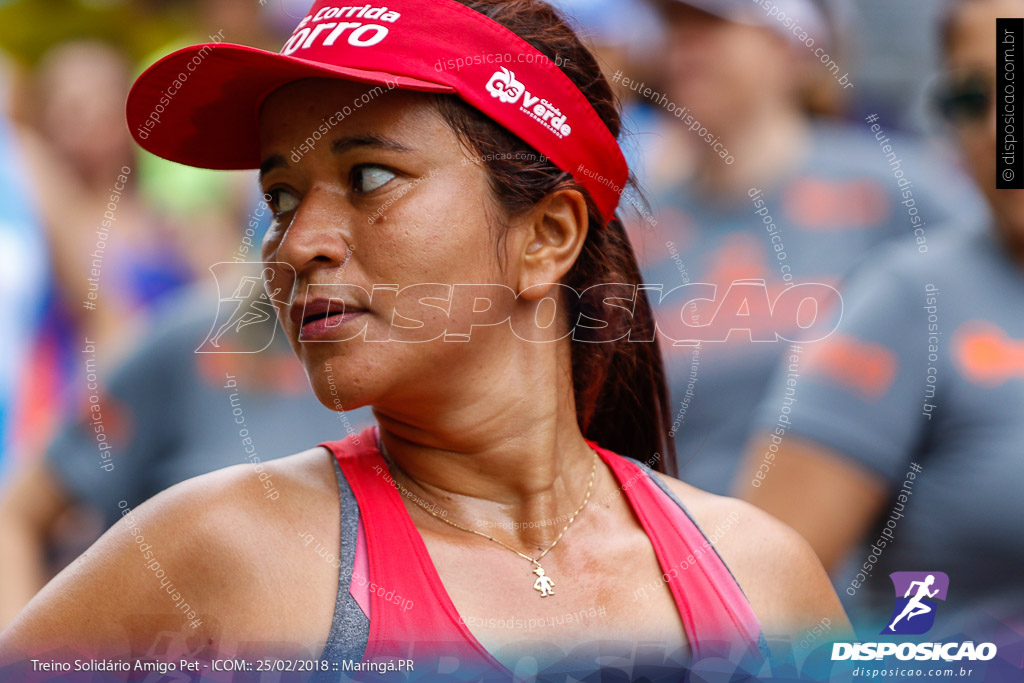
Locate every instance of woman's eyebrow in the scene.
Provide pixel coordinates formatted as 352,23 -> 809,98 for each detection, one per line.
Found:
331,134 -> 414,155
259,154 -> 287,181
259,134 -> 414,182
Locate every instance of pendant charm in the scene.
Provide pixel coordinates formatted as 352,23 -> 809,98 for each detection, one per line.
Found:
532,565 -> 555,597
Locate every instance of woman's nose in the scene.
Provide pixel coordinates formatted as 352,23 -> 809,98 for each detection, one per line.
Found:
267,187 -> 355,275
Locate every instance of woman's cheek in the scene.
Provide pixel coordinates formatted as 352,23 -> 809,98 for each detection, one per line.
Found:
261,225 -> 285,261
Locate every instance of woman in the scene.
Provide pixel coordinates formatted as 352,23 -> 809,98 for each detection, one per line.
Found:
0,0 -> 849,679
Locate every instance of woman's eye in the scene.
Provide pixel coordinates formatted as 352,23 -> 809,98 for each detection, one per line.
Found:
267,188 -> 300,215
353,165 -> 396,193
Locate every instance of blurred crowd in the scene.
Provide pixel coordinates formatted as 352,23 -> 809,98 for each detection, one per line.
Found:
0,0 -> 1020,654
0,0 -> 371,627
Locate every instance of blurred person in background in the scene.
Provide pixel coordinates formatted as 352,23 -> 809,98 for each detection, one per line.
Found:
635,0 -> 988,495
9,8 -> 278,459
547,0 -> 690,188
0,282 -> 374,629
0,53 -> 49,478
11,41 -> 201,455
22,41 -> 194,349
738,0 -> 1024,647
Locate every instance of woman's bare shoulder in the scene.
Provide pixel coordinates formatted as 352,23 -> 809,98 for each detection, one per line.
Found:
0,447 -> 343,660
655,474 -> 852,639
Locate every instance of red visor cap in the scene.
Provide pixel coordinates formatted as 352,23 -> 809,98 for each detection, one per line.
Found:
125,0 -> 628,222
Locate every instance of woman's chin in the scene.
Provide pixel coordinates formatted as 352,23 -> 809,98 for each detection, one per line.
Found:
297,340 -> 361,369
300,356 -> 365,410
312,380 -> 367,415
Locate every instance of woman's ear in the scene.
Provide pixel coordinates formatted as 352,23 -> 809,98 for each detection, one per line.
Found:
516,188 -> 589,299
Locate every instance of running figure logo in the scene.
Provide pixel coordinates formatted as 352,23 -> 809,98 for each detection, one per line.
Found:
197,262 -> 292,353
882,572 -> 949,635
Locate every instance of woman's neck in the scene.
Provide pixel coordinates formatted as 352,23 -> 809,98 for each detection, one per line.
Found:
370,339 -> 601,548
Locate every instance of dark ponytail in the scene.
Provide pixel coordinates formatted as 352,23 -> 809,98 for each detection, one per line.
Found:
434,0 -> 677,476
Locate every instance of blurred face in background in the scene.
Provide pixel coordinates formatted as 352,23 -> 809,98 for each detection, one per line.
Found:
943,0 -> 1024,251
661,3 -> 803,132
37,42 -> 132,176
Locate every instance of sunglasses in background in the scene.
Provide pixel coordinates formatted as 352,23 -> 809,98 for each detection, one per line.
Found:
934,70 -> 994,126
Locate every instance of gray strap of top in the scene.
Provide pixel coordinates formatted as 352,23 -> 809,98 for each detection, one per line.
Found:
317,455 -> 370,673
630,457 -> 701,525
631,458 -> 773,663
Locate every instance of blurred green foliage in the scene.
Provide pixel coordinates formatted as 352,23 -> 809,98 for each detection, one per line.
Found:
0,0 -> 190,66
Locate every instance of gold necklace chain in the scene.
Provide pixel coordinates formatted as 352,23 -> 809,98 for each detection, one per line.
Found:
378,437 -> 599,598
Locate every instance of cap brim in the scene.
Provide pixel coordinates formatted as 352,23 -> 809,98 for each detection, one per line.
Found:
126,43 -> 455,170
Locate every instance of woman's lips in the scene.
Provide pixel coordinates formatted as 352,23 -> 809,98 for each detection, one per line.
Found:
291,298 -> 369,341
299,310 -> 368,340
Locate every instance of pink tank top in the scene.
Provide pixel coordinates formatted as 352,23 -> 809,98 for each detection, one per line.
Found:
319,426 -> 764,679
